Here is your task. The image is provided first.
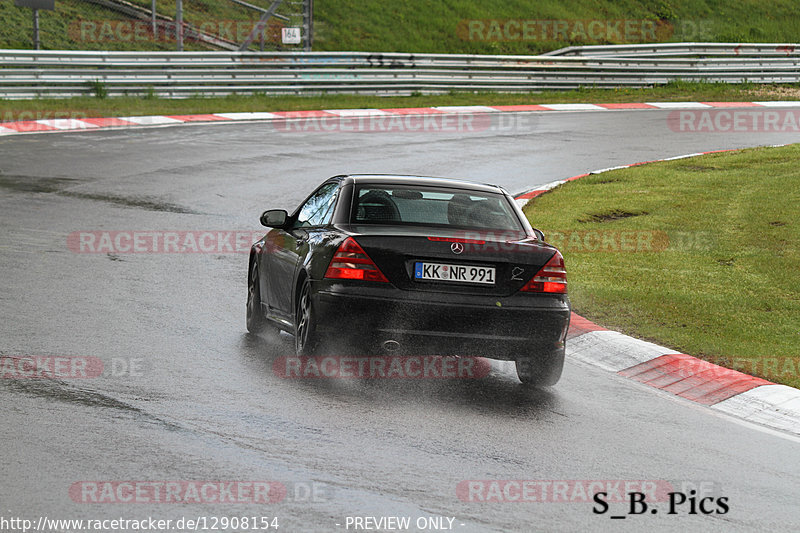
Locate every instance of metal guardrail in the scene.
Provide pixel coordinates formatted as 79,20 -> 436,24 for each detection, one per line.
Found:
2,46 -> 800,99
544,42 -> 800,58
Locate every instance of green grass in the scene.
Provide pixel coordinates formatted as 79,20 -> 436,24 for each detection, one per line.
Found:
524,145 -> 800,388
3,0 -> 800,52
0,0 -> 285,51
315,0 -> 800,53
1,1 -> 169,51
2,81 -> 799,120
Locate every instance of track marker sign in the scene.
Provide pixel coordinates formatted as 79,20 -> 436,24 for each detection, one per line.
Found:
15,0 -> 55,8
282,27 -> 301,44
15,0 -> 55,50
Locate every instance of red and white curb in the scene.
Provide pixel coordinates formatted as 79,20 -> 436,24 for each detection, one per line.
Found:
514,152 -> 800,436
2,100 -> 799,136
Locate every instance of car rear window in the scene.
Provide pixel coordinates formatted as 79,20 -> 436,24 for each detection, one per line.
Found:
351,184 -> 523,231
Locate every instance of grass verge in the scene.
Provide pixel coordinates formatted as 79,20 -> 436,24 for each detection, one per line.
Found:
6,0 -> 800,53
315,0 -> 800,54
524,145 -> 800,389
2,81 -> 800,120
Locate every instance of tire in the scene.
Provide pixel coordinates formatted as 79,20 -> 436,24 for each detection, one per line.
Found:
295,278 -> 324,356
515,348 -> 565,387
246,260 -> 268,334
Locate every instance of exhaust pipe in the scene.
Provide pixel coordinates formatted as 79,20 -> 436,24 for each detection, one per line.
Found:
382,340 -> 401,353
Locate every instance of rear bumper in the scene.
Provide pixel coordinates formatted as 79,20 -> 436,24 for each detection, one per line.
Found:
312,280 -> 570,359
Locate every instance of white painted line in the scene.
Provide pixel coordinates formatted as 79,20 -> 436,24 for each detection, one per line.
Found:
755,397 -> 800,433
712,384 -> 800,416
645,102 -> 712,109
713,385 -> 800,435
591,165 -> 632,174
535,179 -> 566,191
0,126 -> 16,135
751,101 -> 800,107
323,108 -> 389,117
661,153 -> 706,160
121,116 -> 185,125
35,119 -> 99,130
567,330 -> 674,372
433,105 -> 499,113
514,179 -> 567,206
539,103 -> 607,111
213,112 -> 281,120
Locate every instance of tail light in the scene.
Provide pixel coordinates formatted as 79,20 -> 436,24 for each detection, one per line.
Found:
520,251 -> 567,294
324,237 -> 389,283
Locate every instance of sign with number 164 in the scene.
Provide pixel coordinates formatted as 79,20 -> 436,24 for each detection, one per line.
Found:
282,27 -> 301,44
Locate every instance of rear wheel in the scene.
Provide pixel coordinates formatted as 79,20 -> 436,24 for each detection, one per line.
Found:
515,348 -> 565,387
295,278 -> 324,356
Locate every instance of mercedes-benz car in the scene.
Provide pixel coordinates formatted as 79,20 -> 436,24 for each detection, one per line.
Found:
247,174 -> 571,386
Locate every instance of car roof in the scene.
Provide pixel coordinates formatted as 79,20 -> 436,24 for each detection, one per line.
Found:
337,174 -> 507,195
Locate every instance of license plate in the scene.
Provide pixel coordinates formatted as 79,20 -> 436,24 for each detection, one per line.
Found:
414,262 -> 495,285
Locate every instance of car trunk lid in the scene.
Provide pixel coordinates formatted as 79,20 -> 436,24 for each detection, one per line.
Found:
347,226 -> 558,297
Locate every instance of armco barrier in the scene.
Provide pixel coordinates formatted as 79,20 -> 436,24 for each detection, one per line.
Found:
543,42 -> 800,58
2,44 -> 800,99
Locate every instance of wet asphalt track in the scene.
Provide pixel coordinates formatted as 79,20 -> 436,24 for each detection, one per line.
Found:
1,109 -> 799,532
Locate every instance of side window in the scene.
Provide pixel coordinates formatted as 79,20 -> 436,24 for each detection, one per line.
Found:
294,182 -> 339,228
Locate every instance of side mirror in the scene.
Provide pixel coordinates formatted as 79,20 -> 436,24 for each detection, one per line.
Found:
260,209 -> 288,228
533,228 -> 545,241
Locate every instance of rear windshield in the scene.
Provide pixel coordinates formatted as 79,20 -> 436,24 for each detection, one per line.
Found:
351,184 -> 523,232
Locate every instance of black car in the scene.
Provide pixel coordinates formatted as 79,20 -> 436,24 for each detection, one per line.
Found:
247,175 -> 571,386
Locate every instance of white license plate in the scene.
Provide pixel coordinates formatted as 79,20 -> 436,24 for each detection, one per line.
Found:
414,262 -> 495,285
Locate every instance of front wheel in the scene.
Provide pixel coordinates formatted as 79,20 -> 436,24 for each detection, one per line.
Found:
246,260 -> 272,335
295,278 -> 324,356
515,348 -> 565,387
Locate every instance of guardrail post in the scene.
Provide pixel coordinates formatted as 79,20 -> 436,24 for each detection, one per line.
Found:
304,0 -> 313,51
176,0 -> 184,51
33,8 -> 40,50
